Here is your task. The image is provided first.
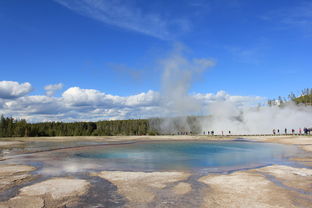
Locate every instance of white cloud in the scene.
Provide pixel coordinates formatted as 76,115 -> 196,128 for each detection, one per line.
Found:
62,87 -> 123,107
194,90 -> 264,107
0,81 -> 32,99
53,0 -> 190,39
44,83 -> 64,96
0,81 -> 264,122
125,90 -> 160,107
2,96 -> 64,116
62,87 -> 160,108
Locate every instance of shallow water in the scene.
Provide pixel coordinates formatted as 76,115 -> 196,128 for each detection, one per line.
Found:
71,141 -> 300,172
3,140 -> 302,174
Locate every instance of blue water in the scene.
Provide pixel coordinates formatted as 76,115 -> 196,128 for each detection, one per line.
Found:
74,141 -> 300,171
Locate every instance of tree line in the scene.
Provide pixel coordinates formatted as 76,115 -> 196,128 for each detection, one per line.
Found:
0,115 -> 206,138
0,115 -> 159,138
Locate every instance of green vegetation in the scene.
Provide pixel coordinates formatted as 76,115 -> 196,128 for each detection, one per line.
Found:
292,88 -> 312,105
0,115 -> 204,138
268,88 -> 312,106
0,115 -> 157,138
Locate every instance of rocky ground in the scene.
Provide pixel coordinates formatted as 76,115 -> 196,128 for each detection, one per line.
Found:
0,164 -> 36,193
0,178 -> 90,208
199,165 -> 312,208
0,135 -> 311,208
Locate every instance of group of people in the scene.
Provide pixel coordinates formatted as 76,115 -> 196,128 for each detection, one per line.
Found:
202,130 -> 231,136
272,128 -> 311,135
177,132 -> 192,135
203,131 -> 215,135
177,128 -> 311,136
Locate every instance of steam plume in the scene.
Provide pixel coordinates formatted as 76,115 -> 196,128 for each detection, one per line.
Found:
152,47 -> 312,135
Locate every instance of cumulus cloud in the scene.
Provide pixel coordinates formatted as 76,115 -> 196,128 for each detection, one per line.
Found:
125,90 -> 160,107
62,87 -> 160,108
62,87 -> 119,107
0,81 -> 32,99
194,90 -> 264,106
0,81 -> 263,123
44,83 -> 63,96
2,96 -> 64,115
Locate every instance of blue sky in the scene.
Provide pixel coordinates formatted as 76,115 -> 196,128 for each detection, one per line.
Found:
0,0 -> 312,121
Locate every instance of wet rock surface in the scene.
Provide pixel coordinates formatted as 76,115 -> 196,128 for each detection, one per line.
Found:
0,164 -> 35,193
291,157 -> 312,167
172,182 -> 192,195
199,165 -> 312,208
255,165 -> 312,194
73,174 -> 126,208
0,177 -> 90,208
91,171 -> 191,207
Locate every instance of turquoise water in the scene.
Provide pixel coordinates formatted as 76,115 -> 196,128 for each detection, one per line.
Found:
74,141 -> 299,171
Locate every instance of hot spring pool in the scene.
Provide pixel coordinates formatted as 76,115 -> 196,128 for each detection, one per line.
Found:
68,140 -> 300,172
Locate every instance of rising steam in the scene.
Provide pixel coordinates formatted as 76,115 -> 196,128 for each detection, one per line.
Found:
201,102 -> 312,135
152,47 -> 312,135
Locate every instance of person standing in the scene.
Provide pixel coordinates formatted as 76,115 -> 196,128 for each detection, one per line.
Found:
299,128 -> 302,135
285,128 -> 287,135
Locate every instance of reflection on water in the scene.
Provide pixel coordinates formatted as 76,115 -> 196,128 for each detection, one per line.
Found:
73,141 -> 299,171
2,140 -> 302,174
